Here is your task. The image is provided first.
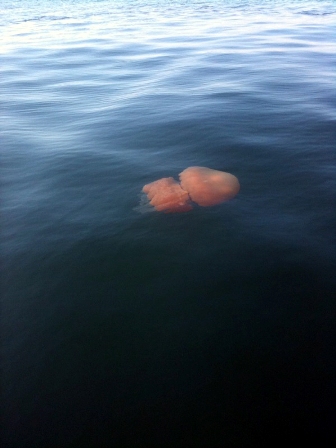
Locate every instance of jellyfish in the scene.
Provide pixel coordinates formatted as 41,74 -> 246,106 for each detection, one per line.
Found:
179,166 -> 240,206
137,167 -> 240,213
141,177 -> 193,213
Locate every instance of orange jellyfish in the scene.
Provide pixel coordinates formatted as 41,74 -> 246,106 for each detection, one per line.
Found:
179,166 -> 240,206
138,167 -> 240,213
142,177 -> 193,213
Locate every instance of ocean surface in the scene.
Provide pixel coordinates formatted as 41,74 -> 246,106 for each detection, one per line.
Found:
1,0 -> 336,446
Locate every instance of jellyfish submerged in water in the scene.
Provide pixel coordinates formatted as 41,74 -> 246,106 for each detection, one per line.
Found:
137,167 -> 240,213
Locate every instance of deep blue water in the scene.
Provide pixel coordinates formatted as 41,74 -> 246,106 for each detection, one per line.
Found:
1,1 -> 336,446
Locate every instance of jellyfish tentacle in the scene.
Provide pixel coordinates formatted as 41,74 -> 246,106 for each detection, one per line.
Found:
142,177 -> 193,213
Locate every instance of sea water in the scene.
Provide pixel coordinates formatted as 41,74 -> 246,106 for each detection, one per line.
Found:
1,1 -> 335,446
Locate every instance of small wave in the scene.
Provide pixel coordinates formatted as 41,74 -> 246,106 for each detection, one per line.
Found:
21,15 -> 70,23
299,9 -> 335,16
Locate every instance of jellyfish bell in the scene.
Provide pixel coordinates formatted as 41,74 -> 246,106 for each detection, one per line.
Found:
141,177 -> 193,213
179,166 -> 240,207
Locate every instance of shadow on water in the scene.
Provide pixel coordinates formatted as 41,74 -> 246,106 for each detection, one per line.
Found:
3,226 -> 335,446
66,263 -> 335,447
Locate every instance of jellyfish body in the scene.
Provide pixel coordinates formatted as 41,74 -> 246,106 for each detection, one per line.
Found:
142,177 -> 193,213
139,167 -> 240,213
179,166 -> 240,206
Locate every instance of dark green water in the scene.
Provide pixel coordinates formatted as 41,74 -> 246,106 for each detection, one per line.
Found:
1,1 -> 336,446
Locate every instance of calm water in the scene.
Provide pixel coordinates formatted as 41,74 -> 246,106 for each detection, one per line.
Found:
1,0 -> 336,446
